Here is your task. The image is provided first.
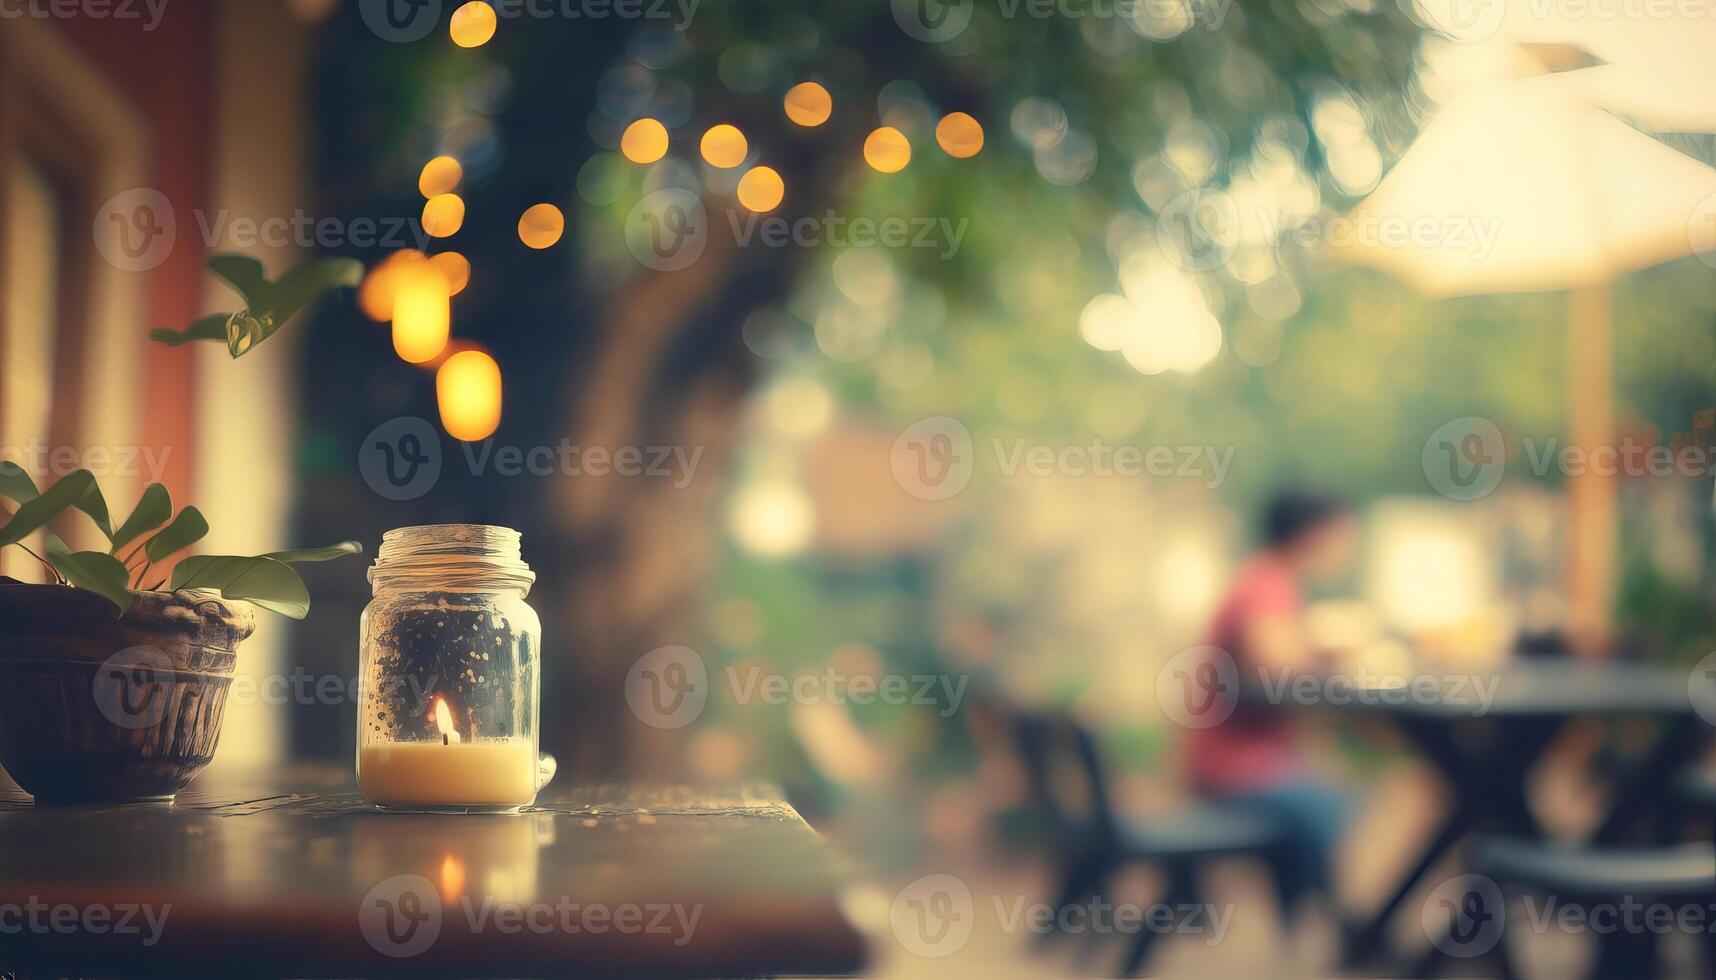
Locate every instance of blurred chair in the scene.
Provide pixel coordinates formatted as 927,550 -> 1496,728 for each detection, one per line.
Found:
1005,707 -> 1291,976
1471,837 -> 1716,979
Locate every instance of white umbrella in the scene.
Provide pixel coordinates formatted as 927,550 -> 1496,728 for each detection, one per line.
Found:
1329,77 -> 1716,652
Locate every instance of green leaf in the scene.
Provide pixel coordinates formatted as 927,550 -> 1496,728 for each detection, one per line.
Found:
171,555 -> 309,619
111,484 -> 172,554
44,535 -> 134,615
150,256 -> 364,357
0,461 -> 39,504
267,258 -> 363,325
150,313 -> 229,347
144,506 -> 209,563
76,479 -> 114,539
263,541 -> 363,564
207,254 -> 270,306
0,470 -> 94,548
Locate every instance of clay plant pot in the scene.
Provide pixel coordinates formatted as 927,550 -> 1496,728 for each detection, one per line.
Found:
0,580 -> 255,804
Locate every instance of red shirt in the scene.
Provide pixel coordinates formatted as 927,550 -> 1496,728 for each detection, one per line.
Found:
1183,554 -> 1306,793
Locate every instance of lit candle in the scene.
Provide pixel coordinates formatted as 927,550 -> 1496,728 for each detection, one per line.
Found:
357,696 -> 537,807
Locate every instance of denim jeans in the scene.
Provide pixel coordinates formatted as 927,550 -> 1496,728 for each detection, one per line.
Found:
1211,780 -> 1347,911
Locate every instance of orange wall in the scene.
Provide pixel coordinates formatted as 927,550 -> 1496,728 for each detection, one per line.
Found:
61,1 -> 214,502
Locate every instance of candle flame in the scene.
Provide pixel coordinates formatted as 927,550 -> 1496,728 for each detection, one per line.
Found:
433,697 -> 461,745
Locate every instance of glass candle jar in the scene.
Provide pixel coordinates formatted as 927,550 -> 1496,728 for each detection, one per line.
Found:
357,525 -> 554,811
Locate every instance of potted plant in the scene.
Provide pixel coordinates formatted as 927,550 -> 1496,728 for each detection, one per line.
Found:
0,253 -> 364,804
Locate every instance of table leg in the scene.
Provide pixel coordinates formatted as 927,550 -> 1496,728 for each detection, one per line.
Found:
1345,715 -> 1566,969
1342,804 -> 1476,968
1591,714 -> 1708,846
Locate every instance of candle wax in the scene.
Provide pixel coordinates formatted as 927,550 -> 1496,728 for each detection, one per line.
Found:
358,739 -> 537,807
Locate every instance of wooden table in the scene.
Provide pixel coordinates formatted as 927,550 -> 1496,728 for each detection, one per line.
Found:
0,766 -> 870,978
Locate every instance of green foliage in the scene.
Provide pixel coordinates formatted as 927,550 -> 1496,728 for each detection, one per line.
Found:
110,483 -> 171,553
144,506 -> 209,563
0,470 -> 359,617
43,536 -> 134,616
171,555 -> 311,619
149,254 -> 363,357
0,471 -> 95,549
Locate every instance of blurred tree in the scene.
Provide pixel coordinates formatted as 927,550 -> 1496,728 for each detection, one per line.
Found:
293,1 -> 1716,777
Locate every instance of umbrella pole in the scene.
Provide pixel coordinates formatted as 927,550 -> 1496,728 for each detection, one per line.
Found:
1566,281 -> 1617,657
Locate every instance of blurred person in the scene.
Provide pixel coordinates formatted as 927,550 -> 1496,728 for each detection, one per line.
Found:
1183,490 -> 1360,920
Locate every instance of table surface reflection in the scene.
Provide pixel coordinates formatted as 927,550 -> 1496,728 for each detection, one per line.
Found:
0,766 -> 869,978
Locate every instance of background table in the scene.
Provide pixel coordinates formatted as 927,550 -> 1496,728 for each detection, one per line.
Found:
0,766 -> 870,978
1328,660 -> 1709,969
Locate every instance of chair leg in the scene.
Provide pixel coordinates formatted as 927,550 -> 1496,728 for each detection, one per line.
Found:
1117,861 -> 1199,977
1590,923 -> 1657,980
1039,852 -> 1108,949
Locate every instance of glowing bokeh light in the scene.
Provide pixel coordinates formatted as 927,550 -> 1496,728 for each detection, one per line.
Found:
429,251 -> 470,296
935,112 -> 984,158
449,1 -> 497,48
700,124 -> 749,168
736,166 -> 785,212
359,250 -> 426,322
418,156 -> 463,198
783,82 -> 833,127
729,481 -> 815,557
392,262 -> 451,364
421,193 -> 466,238
863,126 -> 911,173
620,117 -> 670,164
436,349 -> 503,442
517,203 -> 565,249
